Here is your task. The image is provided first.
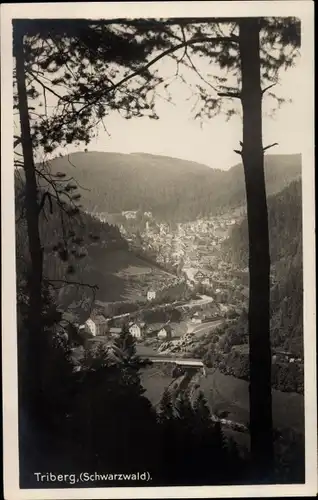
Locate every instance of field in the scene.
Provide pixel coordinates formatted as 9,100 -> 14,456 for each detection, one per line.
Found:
141,366 -> 304,435
140,365 -> 176,407
86,249 -> 177,302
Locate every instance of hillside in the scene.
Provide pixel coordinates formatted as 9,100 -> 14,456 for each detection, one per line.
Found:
215,180 -> 303,391
223,179 -> 302,266
43,152 -> 301,221
15,182 -> 177,316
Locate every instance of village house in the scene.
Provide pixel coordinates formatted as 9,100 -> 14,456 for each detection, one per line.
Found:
191,311 -> 203,324
82,313 -> 109,337
128,322 -> 145,340
147,290 -> 156,301
146,323 -> 164,337
83,318 -> 97,337
109,326 -> 122,337
157,325 -> 172,341
201,276 -> 213,287
122,210 -> 137,219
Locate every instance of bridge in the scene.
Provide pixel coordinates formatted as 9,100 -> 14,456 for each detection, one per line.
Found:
139,353 -> 207,376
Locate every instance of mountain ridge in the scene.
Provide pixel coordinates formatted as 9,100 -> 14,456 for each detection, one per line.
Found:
40,151 -> 301,221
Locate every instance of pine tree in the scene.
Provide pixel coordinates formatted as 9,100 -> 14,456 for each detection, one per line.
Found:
114,322 -> 137,359
192,391 -> 212,430
158,388 -> 175,423
13,18 -> 170,430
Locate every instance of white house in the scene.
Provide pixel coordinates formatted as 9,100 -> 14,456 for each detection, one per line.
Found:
129,323 -> 142,339
201,277 -> 212,287
157,326 -> 172,340
122,210 -> 137,219
147,290 -> 156,301
81,314 -> 109,337
85,318 -> 97,337
191,312 -> 202,324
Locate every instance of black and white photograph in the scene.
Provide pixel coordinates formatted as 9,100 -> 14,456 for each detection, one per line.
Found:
1,2 -> 316,498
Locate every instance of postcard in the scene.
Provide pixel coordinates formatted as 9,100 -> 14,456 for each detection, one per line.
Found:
1,2 -> 316,498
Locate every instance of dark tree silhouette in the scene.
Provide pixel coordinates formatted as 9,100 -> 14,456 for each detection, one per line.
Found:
14,28 -> 46,424
238,17 -> 273,480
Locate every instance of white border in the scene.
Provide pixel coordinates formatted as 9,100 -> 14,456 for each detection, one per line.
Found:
1,2 -> 316,499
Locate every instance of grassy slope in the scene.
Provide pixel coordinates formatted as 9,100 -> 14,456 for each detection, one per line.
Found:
85,248 -> 176,303
141,366 -> 304,434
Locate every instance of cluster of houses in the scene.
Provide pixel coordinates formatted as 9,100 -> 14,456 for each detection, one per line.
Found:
121,210 -> 153,220
135,212 -> 240,272
77,312 -> 178,342
272,350 -> 303,365
72,303 -> 222,345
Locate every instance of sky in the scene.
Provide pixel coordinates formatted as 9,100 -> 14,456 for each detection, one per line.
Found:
61,55 -> 302,170
16,34 -> 303,171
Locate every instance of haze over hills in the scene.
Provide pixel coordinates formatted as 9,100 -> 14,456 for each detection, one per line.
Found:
44,151 -> 301,221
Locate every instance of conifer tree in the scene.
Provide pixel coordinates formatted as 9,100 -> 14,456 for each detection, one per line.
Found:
158,388 -> 175,423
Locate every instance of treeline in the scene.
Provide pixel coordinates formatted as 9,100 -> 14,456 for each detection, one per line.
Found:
45,152 -> 301,222
19,325 -> 249,487
222,180 -> 303,357
223,179 -> 302,266
19,323 -> 303,487
15,176 -> 128,310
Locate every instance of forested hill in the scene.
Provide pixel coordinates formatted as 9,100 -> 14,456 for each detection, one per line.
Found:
222,179 -> 302,267
15,176 -> 180,313
15,177 -> 129,314
223,179 -> 303,356
43,151 -> 301,221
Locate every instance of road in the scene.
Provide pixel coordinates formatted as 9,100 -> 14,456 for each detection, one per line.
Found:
111,294 -> 214,320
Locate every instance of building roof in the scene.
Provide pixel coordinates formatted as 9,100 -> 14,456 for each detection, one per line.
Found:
147,323 -> 165,333
109,327 -> 122,334
158,325 -> 172,335
89,313 -> 108,325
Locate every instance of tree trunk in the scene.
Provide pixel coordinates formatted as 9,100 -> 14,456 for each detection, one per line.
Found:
239,18 -> 274,480
15,30 -> 46,424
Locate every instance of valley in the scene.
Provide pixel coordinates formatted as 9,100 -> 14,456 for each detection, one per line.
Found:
18,151 -> 304,448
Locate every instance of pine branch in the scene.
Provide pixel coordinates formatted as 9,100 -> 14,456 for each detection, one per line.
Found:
38,191 -> 53,215
263,142 -> 278,152
234,142 -> 243,156
67,34 -> 238,120
218,91 -> 241,99
14,136 -> 21,148
29,70 -> 66,102
185,52 -> 219,93
261,83 -> 276,95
